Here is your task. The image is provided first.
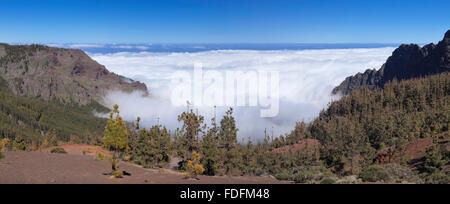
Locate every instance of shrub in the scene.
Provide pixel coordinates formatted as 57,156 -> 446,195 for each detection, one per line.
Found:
182,172 -> 191,179
0,152 -> 4,159
230,168 -> 243,176
274,173 -> 290,181
424,145 -> 448,174
320,178 -> 336,184
290,165 -> 333,183
97,153 -> 105,160
425,171 -> 450,184
359,165 -> 391,182
383,163 -> 422,184
335,175 -> 360,184
82,149 -> 92,155
185,152 -> 205,179
112,170 -> 123,178
0,138 -> 11,151
12,136 -> 27,151
254,168 -> 265,177
293,171 -> 315,183
50,148 -> 67,154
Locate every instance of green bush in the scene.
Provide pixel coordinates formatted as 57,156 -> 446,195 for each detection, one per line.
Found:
12,136 -> 27,151
97,153 -> 105,160
274,173 -> 290,181
425,171 -> 450,184
293,171 -> 314,183
383,164 -> 422,184
320,178 -> 336,184
254,168 -> 264,177
359,165 -> 391,182
0,152 -> 4,159
112,170 -> 124,178
50,148 -> 67,154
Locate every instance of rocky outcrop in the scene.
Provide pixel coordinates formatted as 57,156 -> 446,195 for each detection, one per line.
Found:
0,43 -> 147,105
333,29 -> 450,95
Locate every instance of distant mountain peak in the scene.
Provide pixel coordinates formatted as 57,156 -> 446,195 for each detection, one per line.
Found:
445,29 -> 450,39
333,29 -> 450,95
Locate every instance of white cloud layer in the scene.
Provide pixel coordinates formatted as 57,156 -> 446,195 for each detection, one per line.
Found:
110,45 -> 150,50
68,44 -> 105,48
91,48 -> 395,142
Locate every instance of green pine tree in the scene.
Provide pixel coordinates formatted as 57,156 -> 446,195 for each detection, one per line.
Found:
103,104 -> 128,172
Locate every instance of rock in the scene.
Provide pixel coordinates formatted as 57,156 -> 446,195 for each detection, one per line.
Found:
333,29 -> 450,95
0,44 -> 148,106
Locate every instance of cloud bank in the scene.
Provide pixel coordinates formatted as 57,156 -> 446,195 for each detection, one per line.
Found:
91,48 -> 395,142
110,45 -> 150,50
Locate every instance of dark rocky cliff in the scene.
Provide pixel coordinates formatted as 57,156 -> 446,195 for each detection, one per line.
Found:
333,30 -> 450,95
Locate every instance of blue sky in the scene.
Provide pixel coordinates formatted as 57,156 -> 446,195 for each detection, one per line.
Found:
0,0 -> 448,44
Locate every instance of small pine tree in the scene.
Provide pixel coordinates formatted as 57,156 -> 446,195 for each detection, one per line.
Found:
103,104 -> 129,173
218,108 -> 239,175
129,117 -> 140,160
201,129 -> 218,175
200,107 -> 219,175
177,105 -> 204,160
424,144 -> 448,174
135,125 -> 171,167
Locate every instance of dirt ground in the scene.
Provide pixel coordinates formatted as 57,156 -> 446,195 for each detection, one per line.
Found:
0,151 -> 288,184
38,144 -> 111,157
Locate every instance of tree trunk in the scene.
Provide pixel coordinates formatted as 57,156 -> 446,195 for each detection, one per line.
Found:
112,150 -> 118,171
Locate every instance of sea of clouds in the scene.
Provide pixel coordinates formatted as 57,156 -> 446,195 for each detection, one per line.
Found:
90,47 -> 395,142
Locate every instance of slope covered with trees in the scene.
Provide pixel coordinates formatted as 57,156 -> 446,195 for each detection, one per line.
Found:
118,73 -> 449,183
0,42 -> 147,150
276,73 -> 449,183
0,76 -> 107,150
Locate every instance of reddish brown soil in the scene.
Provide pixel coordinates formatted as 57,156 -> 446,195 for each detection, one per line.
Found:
38,144 -> 110,157
405,138 -> 433,160
0,151 -> 288,184
375,137 -> 449,164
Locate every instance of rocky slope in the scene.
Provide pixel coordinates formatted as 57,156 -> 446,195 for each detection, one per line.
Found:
0,43 -> 147,105
333,29 -> 450,95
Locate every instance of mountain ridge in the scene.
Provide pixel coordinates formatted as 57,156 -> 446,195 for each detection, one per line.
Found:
0,43 -> 147,106
333,29 -> 450,95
